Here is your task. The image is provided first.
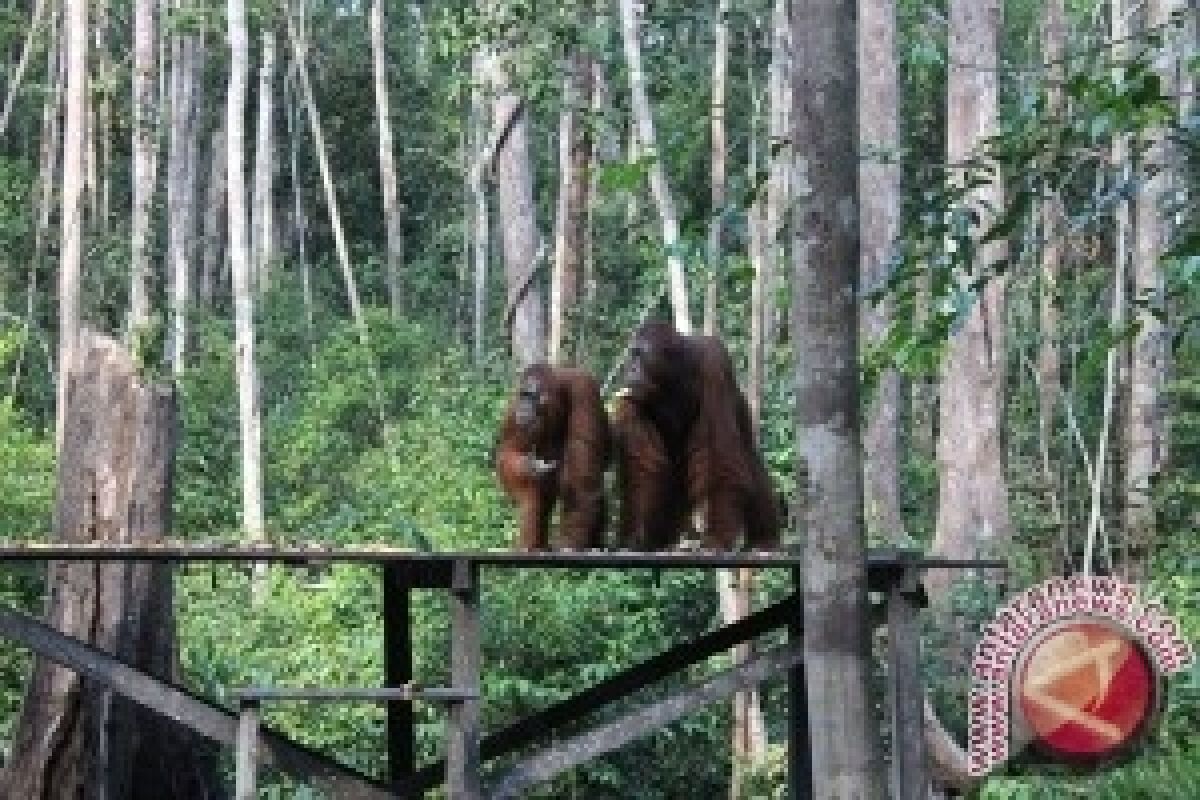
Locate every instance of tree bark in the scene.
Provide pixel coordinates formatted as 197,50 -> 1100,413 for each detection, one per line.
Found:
859,0 -> 905,544
0,0 -> 50,138
550,49 -> 590,365
1038,0 -> 1068,565
0,331 -> 219,800
285,5 -> 367,333
228,0 -> 265,544
1126,0 -> 1171,577
371,0 -> 404,318
928,0 -> 1010,600
130,0 -> 158,334
285,68 -> 313,337
619,0 -> 691,333
765,0 -> 791,353
168,19 -> 204,372
704,0 -> 729,337
791,1 -> 881,795
55,0 -> 88,453
486,45 -> 545,367
252,27 -> 277,291
470,51 -> 489,365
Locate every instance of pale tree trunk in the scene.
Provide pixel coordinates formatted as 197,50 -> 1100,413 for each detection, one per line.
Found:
96,0 -> 112,230
470,51 -> 489,365
130,0 -> 158,336
371,0 -> 404,318
285,69 -> 313,336
792,1 -> 881,795
252,27 -> 276,291
55,0 -> 87,453
0,332 -> 219,800
167,19 -> 204,372
285,5 -> 367,333
1109,0 -> 1132,569
704,0 -> 729,337
0,0 -> 50,139
928,0 -> 1010,600
228,0 -> 264,546
765,0 -> 791,353
619,0 -> 691,333
1126,0 -> 1172,577
579,58 -> 608,358
860,0 -> 905,544
1038,0 -> 1068,564
550,49 -> 590,365
200,124 -> 226,307
486,46 -> 545,366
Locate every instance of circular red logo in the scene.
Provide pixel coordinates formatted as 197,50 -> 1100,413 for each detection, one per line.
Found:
1015,619 -> 1157,762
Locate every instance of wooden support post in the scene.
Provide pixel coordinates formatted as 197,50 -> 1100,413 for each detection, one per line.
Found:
888,566 -> 928,799
383,563 -> 415,791
447,559 -> 482,799
235,698 -> 260,800
788,568 -> 811,800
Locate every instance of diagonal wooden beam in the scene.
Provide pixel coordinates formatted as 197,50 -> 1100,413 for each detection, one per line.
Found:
411,590 -> 803,792
0,604 -> 397,800
486,639 -> 806,799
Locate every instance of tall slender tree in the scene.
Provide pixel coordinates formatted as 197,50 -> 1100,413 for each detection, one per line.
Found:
704,0 -> 729,336
792,0 -> 880,793
252,27 -> 277,290
550,44 -> 590,364
56,0 -> 88,451
619,0 -> 691,333
928,0 -> 1010,599
860,0 -> 904,544
371,0 -> 405,318
228,0 -> 264,546
130,0 -> 157,334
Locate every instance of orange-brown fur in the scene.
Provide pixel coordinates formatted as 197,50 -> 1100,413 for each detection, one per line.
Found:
496,364 -> 611,550
615,322 -> 779,550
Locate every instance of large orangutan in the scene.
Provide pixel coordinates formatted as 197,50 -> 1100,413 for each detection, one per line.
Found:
495,364 -> 611,551
614,321 -> 779,551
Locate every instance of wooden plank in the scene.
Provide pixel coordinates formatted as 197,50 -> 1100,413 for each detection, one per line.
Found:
447,561 -> 482,799
410,590 -> 804,793
0,542 -> 1007,573
233,686 -> 474,703
383,564 -> 416,793
0,604 -> 397,800
486,639 -> 806,800
888,568 -> 928,800
235,700 -> 260,800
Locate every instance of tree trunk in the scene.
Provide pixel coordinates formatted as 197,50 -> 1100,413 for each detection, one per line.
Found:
550,49 -> 590,365
168,20 -> 204,372
1038,0 -> 1068,565
486,46 -> 545,367
371,0 -> 404,318
228,0 -> 264,545
470,51 -> 489,366
285,6 -> 367,333
285,68 -> 313,337
792,1 -> 881,795
130,0 -> 158,334
704,0 -> 729,337
765,0 -> 791,354
928,0 -> 1010,599
252,28 -> 277,291
0,0 -> 50,138
55,0 -> 88,453
1126,0 -> 1171,577
200,124 -> 226,308
619,0 -> 691,333
0,331 -> 219,800
859,0 -> 905,544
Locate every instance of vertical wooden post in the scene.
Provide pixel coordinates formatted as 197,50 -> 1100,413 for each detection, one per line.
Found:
235,698 -> 259,800
787,568 -> 811,800
446,560 -> 482,799
887,566 -> 928,799
383,564 -> 414,791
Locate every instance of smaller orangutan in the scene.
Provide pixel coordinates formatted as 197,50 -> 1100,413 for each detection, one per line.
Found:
495,364 -> 611,551
614,321 -> 779,551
